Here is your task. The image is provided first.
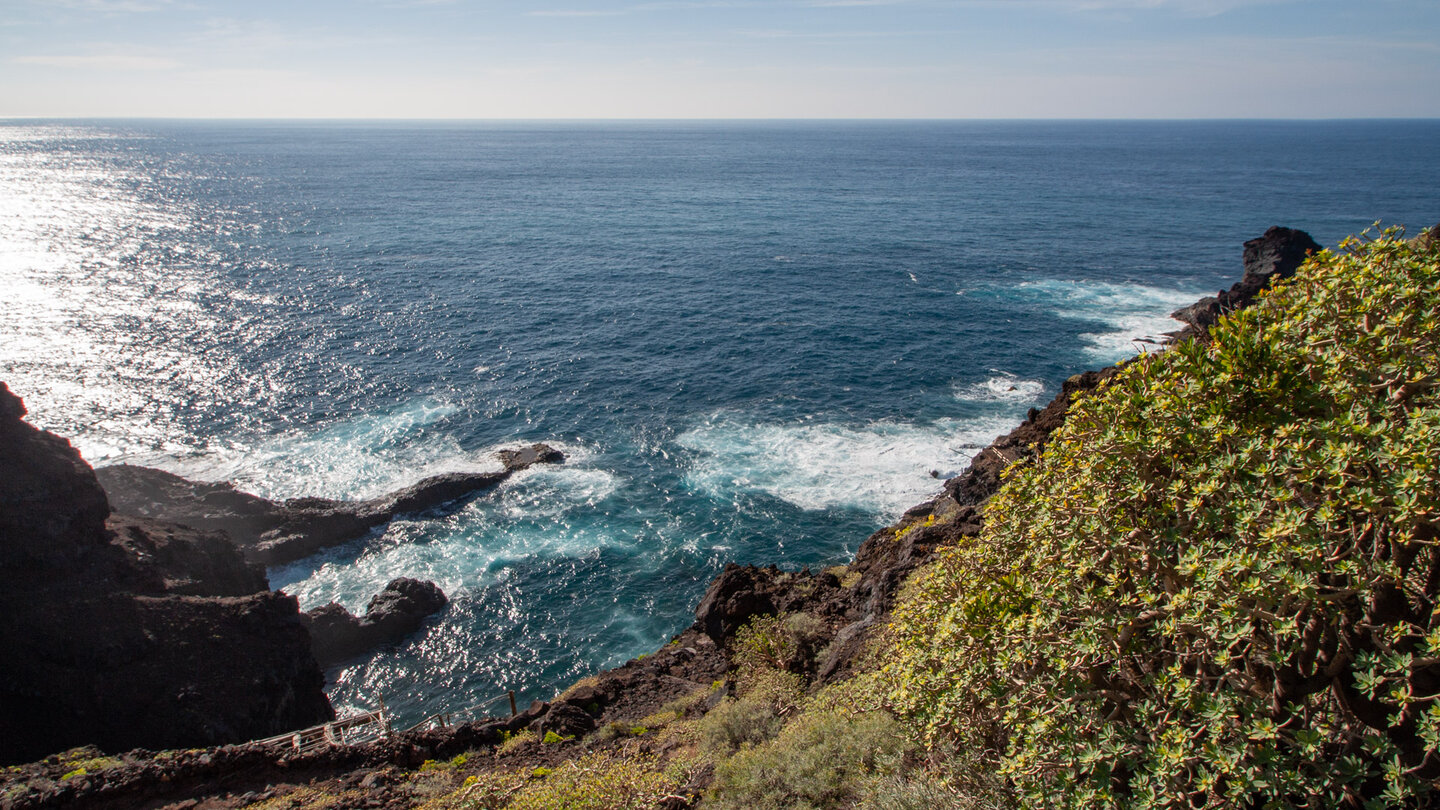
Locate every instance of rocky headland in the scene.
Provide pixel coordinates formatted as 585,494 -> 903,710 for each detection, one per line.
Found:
301,578 -> 449,669
96,443 -> 564,566
0,383 -> 565,773
0,225 -> 1382,808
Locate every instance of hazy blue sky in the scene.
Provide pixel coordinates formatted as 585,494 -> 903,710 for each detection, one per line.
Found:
2,0 -> 1438,118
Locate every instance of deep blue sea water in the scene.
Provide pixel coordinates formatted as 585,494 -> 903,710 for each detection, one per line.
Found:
2,119 -> 1437,722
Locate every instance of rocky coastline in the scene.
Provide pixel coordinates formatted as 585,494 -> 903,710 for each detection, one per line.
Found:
0,226 -> 1330,808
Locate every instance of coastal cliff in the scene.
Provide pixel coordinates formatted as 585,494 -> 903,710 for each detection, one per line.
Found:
0,383 -> 332,766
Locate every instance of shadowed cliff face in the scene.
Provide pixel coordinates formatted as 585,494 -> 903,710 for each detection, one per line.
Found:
0,382 -> 332,765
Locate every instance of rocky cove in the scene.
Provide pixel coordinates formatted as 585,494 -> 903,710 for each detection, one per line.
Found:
0,226 -> 1335,809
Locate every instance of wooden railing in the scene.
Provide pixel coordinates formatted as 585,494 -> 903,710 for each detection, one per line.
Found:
251,690 -> 517,755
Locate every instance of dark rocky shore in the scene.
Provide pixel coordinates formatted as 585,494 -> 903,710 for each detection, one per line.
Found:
0,227 -> 1326,808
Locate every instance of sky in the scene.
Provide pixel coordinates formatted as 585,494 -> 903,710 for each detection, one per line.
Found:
1,0 -> 1438,119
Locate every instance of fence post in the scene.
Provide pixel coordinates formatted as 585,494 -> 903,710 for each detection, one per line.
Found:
508,690 -> 517,717
377,695 -> 393,737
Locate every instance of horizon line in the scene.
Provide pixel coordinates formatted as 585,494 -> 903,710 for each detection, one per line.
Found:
3,115 -> 1438,123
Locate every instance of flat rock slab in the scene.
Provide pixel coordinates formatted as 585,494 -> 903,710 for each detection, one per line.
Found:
96,443 -> 564,566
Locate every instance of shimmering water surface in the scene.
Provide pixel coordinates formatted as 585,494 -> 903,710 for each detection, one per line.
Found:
3,119 -> 1437,721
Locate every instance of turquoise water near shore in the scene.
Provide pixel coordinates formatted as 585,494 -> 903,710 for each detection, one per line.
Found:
2,119 -> 1437,721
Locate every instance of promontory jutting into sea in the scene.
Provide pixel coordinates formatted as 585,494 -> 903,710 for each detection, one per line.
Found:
2,119 -> 1438,723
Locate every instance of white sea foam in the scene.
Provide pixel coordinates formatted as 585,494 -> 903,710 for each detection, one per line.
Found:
161,399 -> 501,501
676,414 -> 1015,519
496,464 -> 622,519
262,432 -> 627,611
1015,280 -> 1204,363
955,375 -> 1046,404
273,502 -> 629,614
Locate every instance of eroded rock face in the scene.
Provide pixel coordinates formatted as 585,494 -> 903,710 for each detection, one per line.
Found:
96,444 -> 564,566
302,578 -> 449,668
0,382 -> 332,765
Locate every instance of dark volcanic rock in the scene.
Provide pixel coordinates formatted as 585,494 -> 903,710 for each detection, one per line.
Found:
0,383 -> 111,570
302,578 -> 448,668
96,443 -> 564,566
1170,226 -> 1321,339
528,702 -> 597,739
694,563 -> 783,645
0,382 -> 331,765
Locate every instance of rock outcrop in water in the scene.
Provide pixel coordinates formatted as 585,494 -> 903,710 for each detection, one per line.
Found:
0,382 -> 332,766
95,444 -> 564,566
1168,225 -> 1321,339
302,578 -> 449,668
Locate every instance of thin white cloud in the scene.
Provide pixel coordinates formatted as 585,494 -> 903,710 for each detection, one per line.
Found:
803,0 -> 907,6
527,9 -> 629,16
11,53 -> 180,70
735,27 -> 925,38
45,0 -> 177,12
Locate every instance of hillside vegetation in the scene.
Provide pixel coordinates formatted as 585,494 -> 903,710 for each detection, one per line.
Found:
884,227 -> 1440,807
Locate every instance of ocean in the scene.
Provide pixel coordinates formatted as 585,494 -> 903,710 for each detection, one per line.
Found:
2,119 -> 1437,722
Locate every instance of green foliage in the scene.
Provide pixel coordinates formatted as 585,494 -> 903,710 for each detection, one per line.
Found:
884,228 -> 1440,807
541,730 -> 574,745
734,614 -> 797,672
496,751 -> 683,810
700,664 -> 808,755
708,708 -> 908,809
497,729 -> 536,753
699,694 -> 788,755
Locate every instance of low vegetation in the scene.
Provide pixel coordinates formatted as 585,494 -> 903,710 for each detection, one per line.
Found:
884,227 -> 1440,807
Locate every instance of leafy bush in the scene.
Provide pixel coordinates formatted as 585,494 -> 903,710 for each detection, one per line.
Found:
498,751 -> 683,810
734,614 -> 797,672
700,694 -> 788,755
884,229 -> 1440,807
709,708 -> 908,809
497,729 -> 536,754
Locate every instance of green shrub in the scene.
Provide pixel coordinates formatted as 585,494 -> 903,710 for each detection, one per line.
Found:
699,695 -> 787,755
884,228 -> 1440,807
734,614 -> 796,672
497,728 -> 536,754
709,708 -> 908,809
500,751 -> 681,810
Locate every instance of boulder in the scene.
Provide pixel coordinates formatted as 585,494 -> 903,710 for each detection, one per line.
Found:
528,702 -> 596,739
302,578 -> 448,668
693,564 -> 783,645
